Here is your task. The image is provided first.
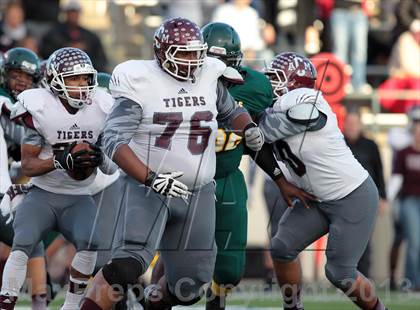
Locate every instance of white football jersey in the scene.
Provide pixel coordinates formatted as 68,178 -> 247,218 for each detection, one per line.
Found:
110,57 -> 227,188
15,88 -> 113,195
261,88 -> 368,201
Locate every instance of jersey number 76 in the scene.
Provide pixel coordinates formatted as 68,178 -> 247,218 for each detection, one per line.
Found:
153,111 -> 213,155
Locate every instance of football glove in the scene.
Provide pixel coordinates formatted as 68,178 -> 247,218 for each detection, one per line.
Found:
53,142 -> 77,170
53,142 -> 103,170
81,141 -> 103,168
243,122 -> 264,151
145,171 -> 191,198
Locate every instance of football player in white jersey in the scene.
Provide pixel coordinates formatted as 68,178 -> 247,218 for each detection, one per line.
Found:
259,53 -> 387,310
0,47 -> 115,310
80,17 -> 264,310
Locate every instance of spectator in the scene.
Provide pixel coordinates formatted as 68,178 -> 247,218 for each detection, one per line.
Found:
40,0 -> 108,71
21,0 -> 60,42
212,0 -> 266,64
343,108 -> 388,277
378,20 -> 419,113
0,1 -> 28,53
330,0 -> 371,94
388,105 -> 420,291
393,0 -> 420,41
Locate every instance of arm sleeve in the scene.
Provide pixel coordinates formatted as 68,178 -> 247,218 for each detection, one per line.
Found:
102,97 -> 143,160
244,143 -> 283,180
215,80 -> 247,127
0,115 -> 25,145
0,126 -> 12,194
259,108 -> 326,143
371,142 -> 387,199
22,127 -> 44,146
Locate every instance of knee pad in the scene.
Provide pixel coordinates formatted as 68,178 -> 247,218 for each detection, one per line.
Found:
270,237 -> 299,262
325,262 -> 358,290
102,257 -> 144,289
71,251 -> 97,276
213,253 -> 244,287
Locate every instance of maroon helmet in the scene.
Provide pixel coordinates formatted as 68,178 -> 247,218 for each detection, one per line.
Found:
46,47 -> 97,109
154,17 -> 207,81
264,52 -> 317,99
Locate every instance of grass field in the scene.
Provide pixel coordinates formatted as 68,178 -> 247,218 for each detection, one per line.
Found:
15,287 -> 420,309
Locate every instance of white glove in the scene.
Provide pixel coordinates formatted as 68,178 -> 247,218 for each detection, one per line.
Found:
243,123 -> 264,151
0,184 -> 32,224
145,171 -> 191,198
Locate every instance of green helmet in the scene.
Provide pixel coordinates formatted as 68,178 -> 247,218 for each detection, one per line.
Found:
97,72 -> 111,93
1,47 -> 41,98
201,22 -> 242,68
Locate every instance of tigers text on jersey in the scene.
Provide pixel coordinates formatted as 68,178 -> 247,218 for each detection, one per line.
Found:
15,88 -> 113,195
109,57 -> 227,188
260,88 -> 369,201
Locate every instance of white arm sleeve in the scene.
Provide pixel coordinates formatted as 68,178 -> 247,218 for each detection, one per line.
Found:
387,174 -> 403,202
0,126 -> 12,194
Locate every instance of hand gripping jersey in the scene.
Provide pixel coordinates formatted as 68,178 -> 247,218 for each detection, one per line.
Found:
13,88 -> 113,195
215,66 -> 273,178
110,57 -> 227,188
260,88 -> 369,201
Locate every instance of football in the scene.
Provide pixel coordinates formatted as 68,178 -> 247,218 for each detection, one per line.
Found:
67,142 -> 96,181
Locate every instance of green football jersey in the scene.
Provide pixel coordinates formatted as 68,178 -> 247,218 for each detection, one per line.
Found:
215,66 -> 273,179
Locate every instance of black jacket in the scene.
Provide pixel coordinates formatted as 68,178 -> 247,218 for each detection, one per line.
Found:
345,135 -> 387,199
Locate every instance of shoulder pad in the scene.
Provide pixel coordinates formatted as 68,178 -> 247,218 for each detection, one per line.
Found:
10,98 -> 28,120
274,88 -> 319,113
287,103 -> 320,124
93,88 -> 114,114
204,57 -> 227,78
221,66 -> 244,85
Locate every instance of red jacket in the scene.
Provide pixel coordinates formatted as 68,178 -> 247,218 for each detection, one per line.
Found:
316,0 -> 369,19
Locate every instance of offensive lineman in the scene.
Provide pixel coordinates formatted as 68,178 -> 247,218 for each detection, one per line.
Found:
260,52 -> 387,310
80,17 -> 264,310
149,22 -> 315,310
0,47 -> 114,310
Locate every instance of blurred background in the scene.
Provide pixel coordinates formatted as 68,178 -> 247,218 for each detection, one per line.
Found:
0,0 -> 419,303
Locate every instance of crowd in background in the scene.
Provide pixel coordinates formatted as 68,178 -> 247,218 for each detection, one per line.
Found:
0,0 -> 419,297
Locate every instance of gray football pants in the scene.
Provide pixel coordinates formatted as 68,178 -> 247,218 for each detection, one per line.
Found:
0,213 -> 44,257
265,176 -> 379,289
12,186 -> 100,256
112,173 -> 217,300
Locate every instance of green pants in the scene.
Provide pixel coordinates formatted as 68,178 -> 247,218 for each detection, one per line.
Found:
213,169 -> 248,287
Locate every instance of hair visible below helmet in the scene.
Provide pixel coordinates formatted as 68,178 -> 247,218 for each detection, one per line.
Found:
153,17 -> 207,81
1,47 -> 41,98
201,22 -> 242,68
46,47 -> 97,109
264,52 -> 317,99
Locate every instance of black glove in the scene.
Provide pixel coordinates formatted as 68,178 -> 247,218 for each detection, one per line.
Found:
53,142 -> 77,170
81,141 -> 103,168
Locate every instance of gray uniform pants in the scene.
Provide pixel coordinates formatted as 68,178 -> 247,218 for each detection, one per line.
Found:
266,177 -> 378,289
12,186 -> 100,256
112,174 -> 217,299
0,213 -> 44,257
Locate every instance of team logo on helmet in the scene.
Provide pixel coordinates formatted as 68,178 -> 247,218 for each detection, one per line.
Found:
154,18 -> 207,81
46,47 -> 97,109
265,52 -> 317,99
